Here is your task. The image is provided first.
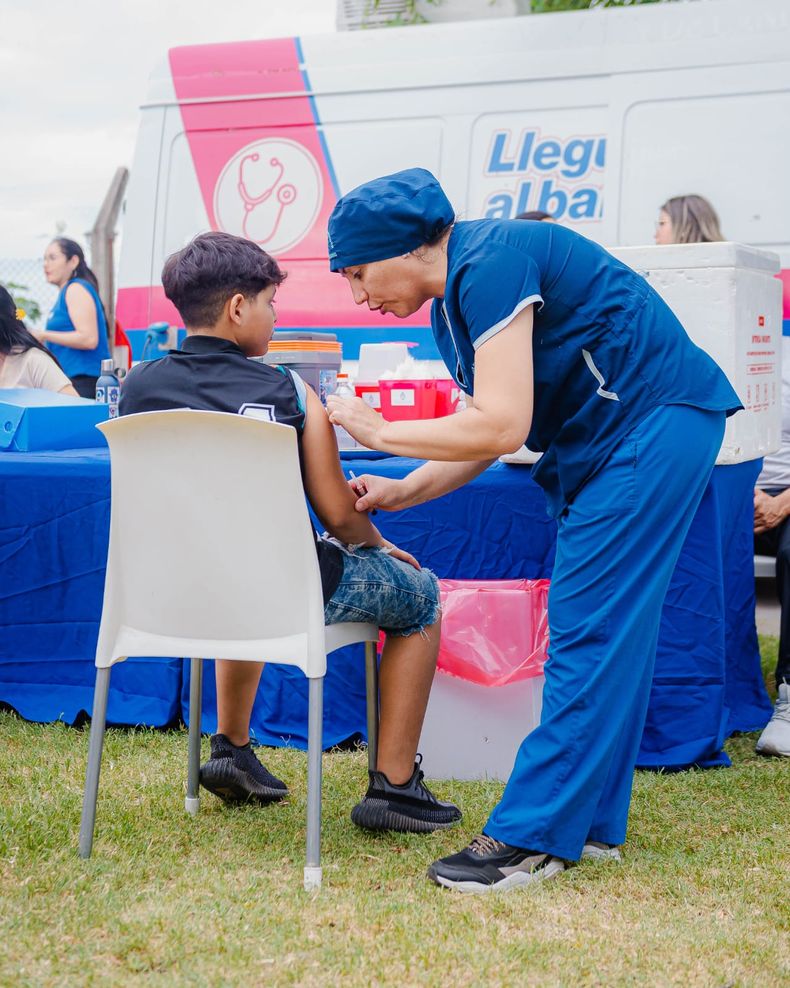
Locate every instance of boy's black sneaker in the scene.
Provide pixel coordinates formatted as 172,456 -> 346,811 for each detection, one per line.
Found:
427,834 -> 565,893
199,734 -> 288,804
350,756 -> 462,833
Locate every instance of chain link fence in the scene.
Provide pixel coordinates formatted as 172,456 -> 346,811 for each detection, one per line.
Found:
0,258 -> 58,330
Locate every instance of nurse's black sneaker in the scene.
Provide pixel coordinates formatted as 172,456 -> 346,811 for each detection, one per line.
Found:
581,841 -> 622,862
199,733 -> 289,804
350,756 -> 462,833
427,834 -> 565,893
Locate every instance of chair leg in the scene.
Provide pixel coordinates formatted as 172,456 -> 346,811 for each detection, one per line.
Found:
186,657 -> 203,815
364,641 -> 379,774
78,667 -> 111,858
304,675 -> 324,892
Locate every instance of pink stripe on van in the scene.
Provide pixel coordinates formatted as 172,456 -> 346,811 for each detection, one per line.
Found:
117,283 -> 431,332
779,269 -> 790,320
168,39 -> 335,261
169,39 -> 304,101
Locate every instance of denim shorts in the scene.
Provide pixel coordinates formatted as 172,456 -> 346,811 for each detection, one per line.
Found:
323,544 -> 440,637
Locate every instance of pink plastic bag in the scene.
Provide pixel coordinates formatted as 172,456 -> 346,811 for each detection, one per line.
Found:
437,579 -> 550,687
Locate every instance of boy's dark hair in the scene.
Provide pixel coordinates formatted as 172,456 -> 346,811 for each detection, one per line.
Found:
162,232 -> 286,327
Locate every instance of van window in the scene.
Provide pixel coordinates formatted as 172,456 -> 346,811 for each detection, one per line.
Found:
619,91 -> 790,252
162,131 -> 210,268
320,117 -> 443,196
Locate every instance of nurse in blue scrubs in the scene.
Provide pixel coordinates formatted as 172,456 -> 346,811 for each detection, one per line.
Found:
326,168 -> 742,894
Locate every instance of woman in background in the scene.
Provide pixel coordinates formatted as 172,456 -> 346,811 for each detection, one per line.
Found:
0,286 -> 77,395
35,238 -> 111,397
654,194 -> 724,245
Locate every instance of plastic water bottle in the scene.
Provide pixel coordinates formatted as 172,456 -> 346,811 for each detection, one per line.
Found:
96,359 -> 120,419
332,373 -> 359,450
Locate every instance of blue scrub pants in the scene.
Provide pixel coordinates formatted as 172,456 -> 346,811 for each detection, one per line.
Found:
484,404 -> 726,861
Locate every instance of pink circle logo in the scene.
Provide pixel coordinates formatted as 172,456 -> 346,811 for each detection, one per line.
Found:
213,139 -> 323,254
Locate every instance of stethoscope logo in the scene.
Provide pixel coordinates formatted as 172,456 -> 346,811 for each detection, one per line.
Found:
214,139 -> 323,254
237,154 -> 297,244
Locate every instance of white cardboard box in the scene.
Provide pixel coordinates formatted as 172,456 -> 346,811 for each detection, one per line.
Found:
418,671 -> 544,782
610,242 -> 783,464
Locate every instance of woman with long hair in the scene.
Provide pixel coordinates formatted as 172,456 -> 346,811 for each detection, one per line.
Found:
33,238 -> 112,397
0,285 -> 77,394
655,194 -> 725,245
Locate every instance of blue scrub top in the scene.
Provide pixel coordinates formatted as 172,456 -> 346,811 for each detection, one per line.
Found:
46,278 -> 111,379
431,220 -> 742,517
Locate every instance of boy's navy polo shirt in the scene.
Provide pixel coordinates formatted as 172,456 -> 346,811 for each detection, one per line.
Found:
119,334 -> 343,602
431,220 -> 742,517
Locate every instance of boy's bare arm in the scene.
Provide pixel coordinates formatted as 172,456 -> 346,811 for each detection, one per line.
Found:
300,385 -> 391,548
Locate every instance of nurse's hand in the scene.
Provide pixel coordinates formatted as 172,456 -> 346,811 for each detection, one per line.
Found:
348,473 -> 411,513
326,395 -> 384,449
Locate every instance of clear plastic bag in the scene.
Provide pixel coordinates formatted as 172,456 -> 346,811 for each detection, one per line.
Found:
437,579 -> 549,687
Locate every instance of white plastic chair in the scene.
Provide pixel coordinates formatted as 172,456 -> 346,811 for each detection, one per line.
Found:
78,410 -> 379,891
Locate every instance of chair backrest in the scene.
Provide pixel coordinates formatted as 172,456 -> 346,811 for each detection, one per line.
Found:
96,410 -> 326,675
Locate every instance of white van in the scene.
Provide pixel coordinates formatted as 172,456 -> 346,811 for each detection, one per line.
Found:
117,0 -> 790,359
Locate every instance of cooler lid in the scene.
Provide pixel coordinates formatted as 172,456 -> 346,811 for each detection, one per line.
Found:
610,242 -> 780,274
271,331 -> 338,343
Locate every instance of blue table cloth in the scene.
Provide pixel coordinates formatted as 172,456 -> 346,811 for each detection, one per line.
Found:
0,448 -> 182,727
0,448 -> 772,768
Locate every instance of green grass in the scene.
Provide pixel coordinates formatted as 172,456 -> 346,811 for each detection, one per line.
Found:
1,642 -> 787,987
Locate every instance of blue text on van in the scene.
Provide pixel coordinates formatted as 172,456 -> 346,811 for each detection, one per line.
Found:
483,130 -> 606,221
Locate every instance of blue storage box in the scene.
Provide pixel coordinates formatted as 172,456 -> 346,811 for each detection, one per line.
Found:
0,389 -> 109,452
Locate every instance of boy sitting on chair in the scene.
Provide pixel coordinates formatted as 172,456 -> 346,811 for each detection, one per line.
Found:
119,232 -> 460,834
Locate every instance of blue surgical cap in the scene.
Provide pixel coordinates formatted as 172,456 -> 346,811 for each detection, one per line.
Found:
327,168 -> 454,272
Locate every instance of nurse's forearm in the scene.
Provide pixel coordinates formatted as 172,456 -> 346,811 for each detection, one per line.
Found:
399,458 -> 495,507
377,407 -> 527,462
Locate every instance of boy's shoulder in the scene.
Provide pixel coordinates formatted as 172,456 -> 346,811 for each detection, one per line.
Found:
119,353 -> 182,414
121,351 -> 176,391
119,348 -> 304,419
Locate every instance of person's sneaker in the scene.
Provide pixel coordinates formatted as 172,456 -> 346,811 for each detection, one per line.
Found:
427,834 -> 565,894
581,841 -> 622,862
755,682 -> 790,757
350,756 -> 462,833
199,734 -> 289,804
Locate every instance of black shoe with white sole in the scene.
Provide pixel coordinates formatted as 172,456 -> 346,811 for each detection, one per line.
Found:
351,756 -> 462,834
427,834 -> 565,893
199,734 -> 288,805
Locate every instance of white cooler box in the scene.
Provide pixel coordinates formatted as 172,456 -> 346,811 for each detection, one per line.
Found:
419,671 -> 544,782
610,242 -> 783,464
